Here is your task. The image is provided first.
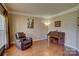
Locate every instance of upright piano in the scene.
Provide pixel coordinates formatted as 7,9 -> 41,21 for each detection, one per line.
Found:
47,31 -> 65,45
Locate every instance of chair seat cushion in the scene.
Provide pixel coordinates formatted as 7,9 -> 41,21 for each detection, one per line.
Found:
23,39 -> 32,45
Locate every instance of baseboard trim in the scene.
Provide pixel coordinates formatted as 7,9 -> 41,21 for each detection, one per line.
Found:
33,39 -> 47,41
76,48 -> 79,52
64,44 -> 79,52
11,41 -> 15,45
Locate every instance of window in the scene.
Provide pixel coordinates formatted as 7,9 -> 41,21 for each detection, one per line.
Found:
0,15 -> 6,48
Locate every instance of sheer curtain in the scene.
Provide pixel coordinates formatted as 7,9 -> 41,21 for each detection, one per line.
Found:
0,15 -> 5,48
0,4 -> 9,49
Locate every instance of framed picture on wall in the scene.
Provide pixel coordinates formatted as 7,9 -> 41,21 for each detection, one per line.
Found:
55,21 -> 61,27
27,18 -> 34,28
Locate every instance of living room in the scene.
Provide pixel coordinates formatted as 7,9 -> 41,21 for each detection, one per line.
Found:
0,3 -> 79,56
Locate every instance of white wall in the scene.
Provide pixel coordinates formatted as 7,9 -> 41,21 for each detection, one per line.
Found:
76,10 -> 79,50
8,14 -> 48,43
48,12 -> 77,49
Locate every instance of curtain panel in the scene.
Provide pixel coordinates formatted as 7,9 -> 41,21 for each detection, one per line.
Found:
0,4 -> 9,49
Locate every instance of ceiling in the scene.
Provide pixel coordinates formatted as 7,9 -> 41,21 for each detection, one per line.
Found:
5,3 -> 78,17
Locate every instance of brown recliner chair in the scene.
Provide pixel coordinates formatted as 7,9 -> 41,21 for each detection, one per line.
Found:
15,32 -> 32,50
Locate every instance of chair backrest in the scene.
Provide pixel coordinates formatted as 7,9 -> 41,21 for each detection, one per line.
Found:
15,32 -> 26,40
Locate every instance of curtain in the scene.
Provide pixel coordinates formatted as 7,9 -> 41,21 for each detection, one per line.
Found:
4,10 -> 9,49
0,4 -> 9,49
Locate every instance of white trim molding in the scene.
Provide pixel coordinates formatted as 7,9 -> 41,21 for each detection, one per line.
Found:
76,48 -> 79,52
65,44 -> 76,49
48,4 -> 79,18
65,44 -> 79,52
8,11 -> 44,18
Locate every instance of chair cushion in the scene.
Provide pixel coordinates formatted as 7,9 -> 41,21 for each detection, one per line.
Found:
23,39 -> 32,45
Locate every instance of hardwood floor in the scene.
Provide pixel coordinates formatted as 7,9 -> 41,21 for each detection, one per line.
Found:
5,40 -> 79,56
